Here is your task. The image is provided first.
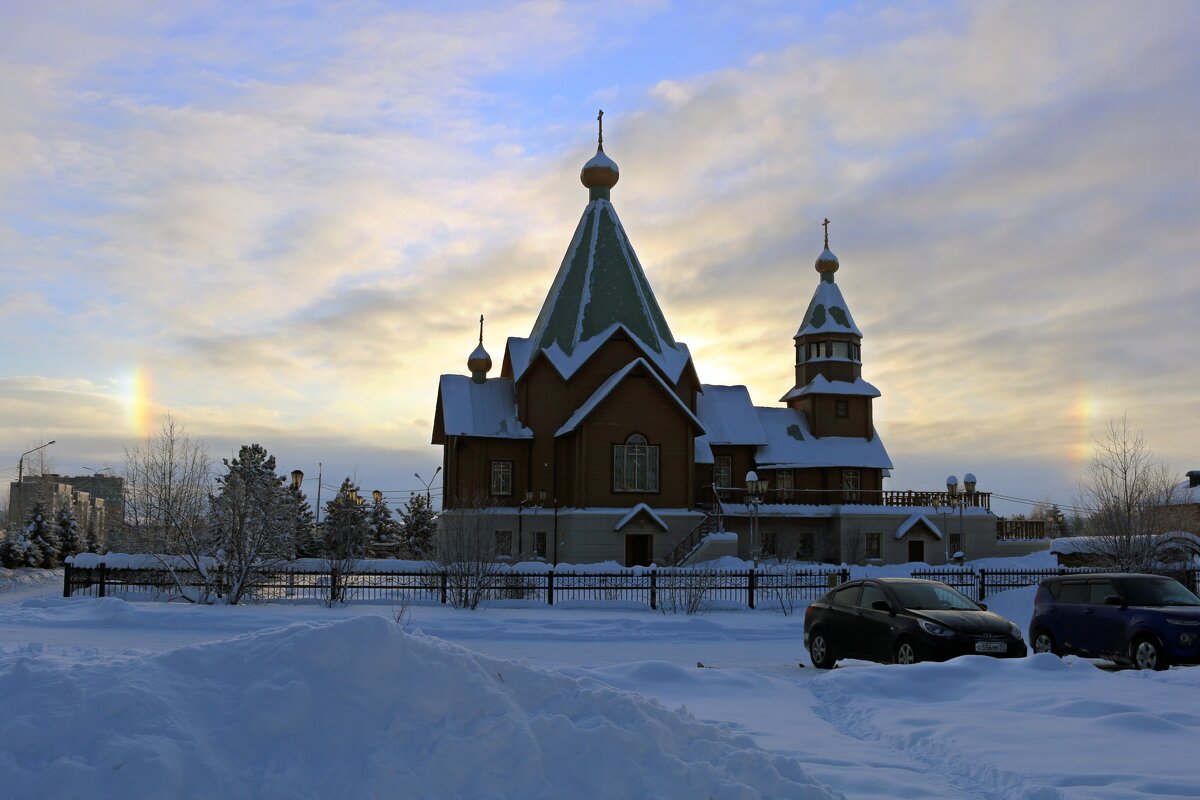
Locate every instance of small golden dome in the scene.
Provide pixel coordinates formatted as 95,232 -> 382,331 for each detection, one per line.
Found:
468,315 -> 492,382
581,109 -> 619,193
815,217 -> 839,275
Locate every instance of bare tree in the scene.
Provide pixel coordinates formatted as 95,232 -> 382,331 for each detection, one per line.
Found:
430,493 -> 499,610
1077,416 -> 1187,572
123,415 -> 216,602
210,444 -> 295,605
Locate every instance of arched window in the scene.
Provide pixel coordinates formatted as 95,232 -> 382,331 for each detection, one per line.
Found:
614,433 -> 659,492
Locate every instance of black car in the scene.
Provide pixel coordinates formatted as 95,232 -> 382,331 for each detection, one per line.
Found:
803,578 -> 1027,668
1029,573 -> 1200,670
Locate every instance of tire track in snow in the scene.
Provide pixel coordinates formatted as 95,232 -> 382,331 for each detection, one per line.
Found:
805,672 -> 1063,800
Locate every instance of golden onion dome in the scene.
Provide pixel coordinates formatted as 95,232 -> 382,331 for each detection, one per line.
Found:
581,109 -> 619,193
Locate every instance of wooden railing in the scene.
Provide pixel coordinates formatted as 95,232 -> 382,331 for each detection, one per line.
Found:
711,488 -> 992,511
995,519 -> 1049,540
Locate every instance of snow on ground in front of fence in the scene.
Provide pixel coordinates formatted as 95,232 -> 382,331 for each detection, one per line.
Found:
3,577 -> 1200,798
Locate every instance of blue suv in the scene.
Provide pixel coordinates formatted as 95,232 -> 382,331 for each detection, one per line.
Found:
1029,573 -> 1200,670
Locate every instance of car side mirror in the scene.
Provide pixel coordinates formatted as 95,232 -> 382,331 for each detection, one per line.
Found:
1104,595 -> 1126,608
871,600 -> 893,614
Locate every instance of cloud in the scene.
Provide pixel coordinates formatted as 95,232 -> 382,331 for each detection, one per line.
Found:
1,1 -> 1197,511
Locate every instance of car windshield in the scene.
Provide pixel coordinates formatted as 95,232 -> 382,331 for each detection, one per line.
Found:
890,582 -> 980,611
1120,578 -> 1200,607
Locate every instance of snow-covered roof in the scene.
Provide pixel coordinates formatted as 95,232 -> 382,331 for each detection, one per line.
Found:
512,198 -> 692,383
695,437 -> 714,465
752,407 -> 893,470
508,324 -> 694,385
795,279 -> 862,338
613,503 -> 668,532
556,358 -> 704,437
894,513 -> 943,541
696,385 -> 768,445
1169,479 -> 1200,505
1049,531 -> 1200,555
437,375 -> 532,440
779,375 -> 881,403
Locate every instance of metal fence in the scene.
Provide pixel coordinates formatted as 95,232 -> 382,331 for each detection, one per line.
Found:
64,562 -> 1200,609
910,567 -> 1200,602
63,562 -> 850,610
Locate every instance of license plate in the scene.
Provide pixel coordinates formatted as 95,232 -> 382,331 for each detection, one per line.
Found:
975,642 -> 1007,653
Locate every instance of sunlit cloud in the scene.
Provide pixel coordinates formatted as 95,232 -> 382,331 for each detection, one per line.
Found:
1,1 -> 1196,512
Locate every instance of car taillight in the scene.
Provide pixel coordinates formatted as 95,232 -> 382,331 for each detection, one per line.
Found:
804,605 -> 815,625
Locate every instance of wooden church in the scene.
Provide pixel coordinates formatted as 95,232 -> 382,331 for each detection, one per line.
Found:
432,118 -> 1033,567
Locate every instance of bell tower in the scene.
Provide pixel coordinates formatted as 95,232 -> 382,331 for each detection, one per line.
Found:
781,221 -> 879,439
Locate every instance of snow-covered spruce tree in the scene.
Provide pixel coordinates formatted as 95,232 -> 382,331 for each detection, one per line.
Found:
56,504 -> 82,561
210,444 -> 295,605
368,494 -> 402,557
24,499 -> 60,568
322,479 -> 370,604
124,414 -> 216,601
400,491 -> 437,559
0,534 -> 29,569
83,516 -> 102,555
288,483 -> 319,558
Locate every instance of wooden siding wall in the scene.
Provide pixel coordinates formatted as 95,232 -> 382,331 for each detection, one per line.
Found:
571,374 -> 695,507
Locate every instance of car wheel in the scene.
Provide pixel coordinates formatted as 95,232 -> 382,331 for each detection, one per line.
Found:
895,639 -> 919,665
1032,629 -> 1059,657
809,630 -> 836,669
1131,636 -> 1168,671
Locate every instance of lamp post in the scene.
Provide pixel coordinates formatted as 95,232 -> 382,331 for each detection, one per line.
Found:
745,470 -> 768,566
17,440 -> 56,485
415,467 -> 442,506
933,472 -> 977,564
291,470 -> 304,490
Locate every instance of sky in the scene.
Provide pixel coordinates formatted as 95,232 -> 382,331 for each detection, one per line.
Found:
1,0 -> 1197,516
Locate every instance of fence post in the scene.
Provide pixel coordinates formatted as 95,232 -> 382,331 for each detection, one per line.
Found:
547,571 -> 554,606
649,569 -> 657,611
98,562 -> 107,598
440,571 -> 448,605
978,568 -> 987,602
63,563 -> 72,598
840,568 -> 850,585
748,569 -> 757,609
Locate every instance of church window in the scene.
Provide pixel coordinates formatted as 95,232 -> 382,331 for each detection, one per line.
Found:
775,470 -> 793,500
831,341 -> 850,359
866,532 -> 881,559
949,534 -> 962,556
494,530 -> 513,558
533,531 -> 547,559
796,345 -> 805,364
835,400 -> 849,418
842,469 -> 861,502
614,433 -> 659,493
852,343 -> 861,361
713,456 -> 732,488
490,461 -> 513,496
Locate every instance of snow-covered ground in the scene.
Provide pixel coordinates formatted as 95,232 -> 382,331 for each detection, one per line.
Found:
2,562 -> 1199,799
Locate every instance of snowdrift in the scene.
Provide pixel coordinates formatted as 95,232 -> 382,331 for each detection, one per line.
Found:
0,604 -> 837,799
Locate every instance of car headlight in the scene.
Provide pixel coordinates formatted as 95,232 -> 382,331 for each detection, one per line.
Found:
1008,621 -> 1023,640
917,619 -> 956,638
1166,618 -> 1200,626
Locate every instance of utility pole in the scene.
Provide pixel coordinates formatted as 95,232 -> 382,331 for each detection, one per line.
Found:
315,462 -> 323,524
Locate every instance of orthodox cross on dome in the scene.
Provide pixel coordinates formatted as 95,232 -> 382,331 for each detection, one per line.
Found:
822,217 -> 830,249
597,109 -> 604,151
478,314 -> 485,345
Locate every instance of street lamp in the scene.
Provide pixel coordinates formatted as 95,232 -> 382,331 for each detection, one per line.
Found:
933,472 -> 977,564
17,440 -> 56,485
372,490 -> 382,504
746,470 -> 768,566
291,470 -> 304,490
415,466 -> 442,505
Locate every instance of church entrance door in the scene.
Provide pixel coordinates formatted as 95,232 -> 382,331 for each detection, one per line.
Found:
625,534 -> 652,567
907,540 -> 924,563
